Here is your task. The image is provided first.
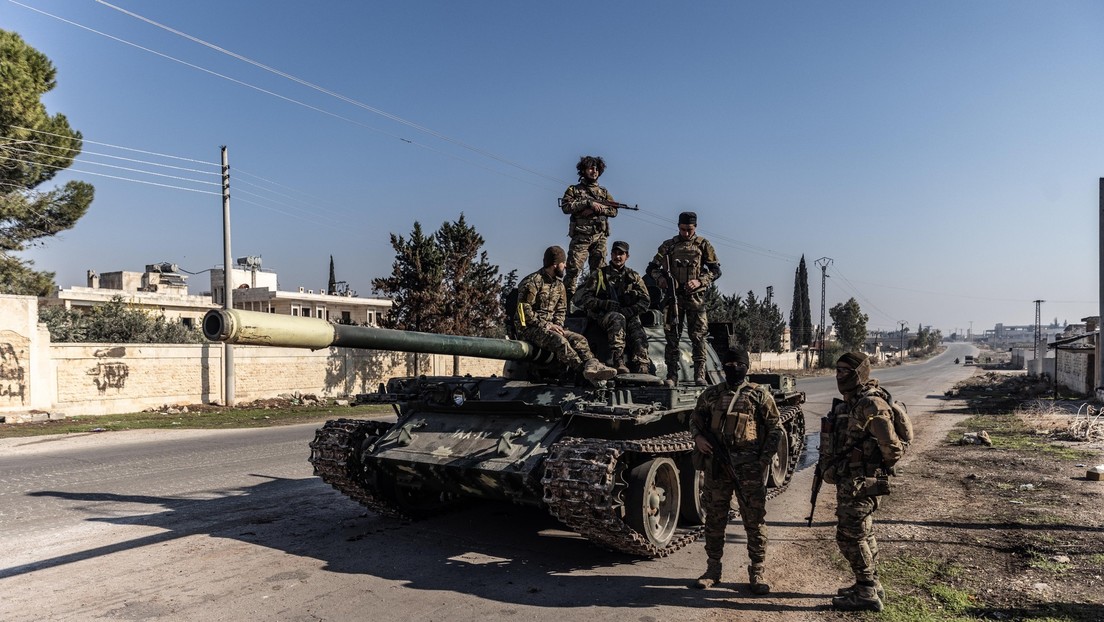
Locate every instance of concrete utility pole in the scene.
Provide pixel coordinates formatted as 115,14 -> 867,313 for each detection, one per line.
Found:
1098,178 -> 1103,396
815,257 -> 832,366
221,146 -> 235,407
1033,299 -> 1044,364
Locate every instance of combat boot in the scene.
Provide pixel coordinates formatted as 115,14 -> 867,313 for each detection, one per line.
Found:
664,373 -> 678,387
837,580 -> 885,601
608,353 -> 630,375
747,564 -> 770,595
692,559 -> 722,589
832,582 -> 883,612
582,358 -> 618,383
693,362 -> 707,385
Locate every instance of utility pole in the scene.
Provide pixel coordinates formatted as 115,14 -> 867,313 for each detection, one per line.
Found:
815,257 -> 832,366
221,146 -> 235,407
765,285 -> 773,305
1033,299 -> 1045,365
1098,178 -> 1103,397
898,320 -> 909,360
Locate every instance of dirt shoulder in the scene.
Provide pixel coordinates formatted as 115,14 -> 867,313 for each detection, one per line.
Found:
695,371 -> 1104,622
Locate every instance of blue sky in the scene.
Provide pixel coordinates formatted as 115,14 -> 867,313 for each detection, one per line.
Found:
3,0 -> 1101,336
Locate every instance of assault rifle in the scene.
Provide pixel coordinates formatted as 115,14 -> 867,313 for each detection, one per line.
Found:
557,197 -> 640,213
698,426 -> 737,481
696,424 -> 751,510
661,255 -> 680,330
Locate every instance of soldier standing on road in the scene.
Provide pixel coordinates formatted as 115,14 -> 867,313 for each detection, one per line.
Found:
689,345 -> 783,595
821,352 -> 905,612
560,155 -> 619,305
573,241 -> 652,374
514,245 -> 617,384
647,211 -> 721,385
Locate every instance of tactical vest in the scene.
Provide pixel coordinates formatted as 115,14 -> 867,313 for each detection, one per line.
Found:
709,384 -> 761,450
666,238 -> 705,286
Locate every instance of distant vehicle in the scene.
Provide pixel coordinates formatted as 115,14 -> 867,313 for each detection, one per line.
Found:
964,355 -> 975,366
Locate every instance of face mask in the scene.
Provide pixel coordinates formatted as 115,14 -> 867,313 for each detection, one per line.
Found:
724,365 -> 747,386
554,265 -> 566,279
836,369 -> 860,393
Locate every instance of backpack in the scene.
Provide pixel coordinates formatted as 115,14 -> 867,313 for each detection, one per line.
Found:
859,386 -> 913,448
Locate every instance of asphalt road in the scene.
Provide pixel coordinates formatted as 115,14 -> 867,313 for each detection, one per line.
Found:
0,344 -> 979,622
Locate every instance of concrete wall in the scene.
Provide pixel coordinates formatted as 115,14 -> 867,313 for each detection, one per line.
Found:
751,350 -> 817,371
1056,348 -> 1094,396
1,294 -> 505,417
0,294 -> 51,412
49,343 -> 504,416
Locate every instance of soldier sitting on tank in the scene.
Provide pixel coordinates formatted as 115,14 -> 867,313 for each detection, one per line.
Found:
514,246 -> 618,384
573,240 -> 652,374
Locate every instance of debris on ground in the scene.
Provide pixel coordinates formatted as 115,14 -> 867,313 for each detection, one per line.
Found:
959,430 -> 993,446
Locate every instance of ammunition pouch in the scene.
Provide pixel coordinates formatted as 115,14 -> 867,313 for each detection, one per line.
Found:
857,474 -> 891,498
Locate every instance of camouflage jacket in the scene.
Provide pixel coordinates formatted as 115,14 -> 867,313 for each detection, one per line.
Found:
574,263 -> 651,319
560,181 -> 616,237
515,269 -> 566,331
647,234 -> 721,295
690,380 -> 783,462
822,379 -> 904,483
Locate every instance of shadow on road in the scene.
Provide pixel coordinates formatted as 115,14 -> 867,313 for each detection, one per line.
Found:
14,476 -> 824,613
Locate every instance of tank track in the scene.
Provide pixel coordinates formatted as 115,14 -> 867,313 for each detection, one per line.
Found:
541,433 -> 701,558
308,418 -> 408,520
775,405 -> 807,494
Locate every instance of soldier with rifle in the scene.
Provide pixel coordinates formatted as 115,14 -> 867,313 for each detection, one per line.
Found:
814,352 -> 905,612
647,211 -> 721,385
688,345 -> 783,595
559,155 -> 633,305
573,241 -> 651,374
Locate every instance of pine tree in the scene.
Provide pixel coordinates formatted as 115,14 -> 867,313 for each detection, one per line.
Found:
1,30 -> 94,295
371,222 -> 444,332
435,213 -> 504,337
327,255 -> 336,294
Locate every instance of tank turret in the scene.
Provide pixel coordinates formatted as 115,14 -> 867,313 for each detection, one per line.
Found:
202,307 -> 807,557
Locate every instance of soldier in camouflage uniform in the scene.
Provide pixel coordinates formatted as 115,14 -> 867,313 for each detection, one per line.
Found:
560,156 -> 619,305
689,345 -> 782,594
647,212 -> 721,385
820,352 -> 904,612
573,241 -> 652,374
514,246 -> 617,384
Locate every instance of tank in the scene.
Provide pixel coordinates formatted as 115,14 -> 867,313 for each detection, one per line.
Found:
202,307 -> 807,558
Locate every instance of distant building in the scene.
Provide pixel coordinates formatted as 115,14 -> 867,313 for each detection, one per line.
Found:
41,263 -> 217,329
209,256 -> 390,325
41,256 -> 391,329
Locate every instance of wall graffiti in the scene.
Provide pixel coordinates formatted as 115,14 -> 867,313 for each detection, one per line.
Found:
88,347 -> 129,394
0,337 -> 28,406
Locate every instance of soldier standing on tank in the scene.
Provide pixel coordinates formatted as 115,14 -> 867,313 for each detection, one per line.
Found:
647,211 -> 721,385
821,352 -> 905,612
560,155 -> 619,305
573,241 -> 652,374
689,345 -> 782,595
514,246 -> 617,384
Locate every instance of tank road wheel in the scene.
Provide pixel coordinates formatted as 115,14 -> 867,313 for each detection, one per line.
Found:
764,426 -> 791,488
625,457 -> 681,548
677,455 -> 706,526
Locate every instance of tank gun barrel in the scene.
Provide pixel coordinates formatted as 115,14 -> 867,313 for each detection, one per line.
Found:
203,309 -> 545,361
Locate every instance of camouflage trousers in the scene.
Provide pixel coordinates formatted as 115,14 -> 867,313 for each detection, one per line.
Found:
701,457 -> 769,564
835,482 -> 881,583
518,325 -> 594,370
595,310 -> 649,368
664,295 -> 708,371
565,231 -> 607,298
